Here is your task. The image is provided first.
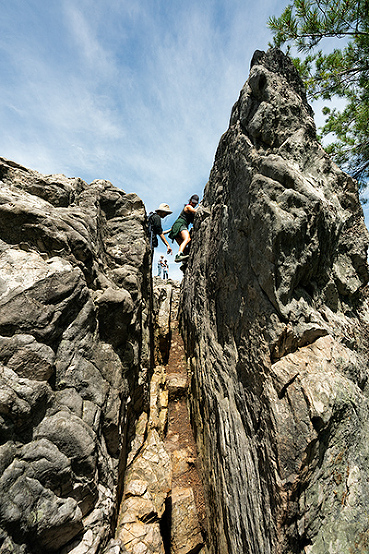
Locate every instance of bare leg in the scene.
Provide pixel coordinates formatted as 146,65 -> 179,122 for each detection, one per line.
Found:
178,230 -> 190,253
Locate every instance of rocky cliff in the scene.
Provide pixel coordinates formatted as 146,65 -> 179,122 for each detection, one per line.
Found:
181,48 -> 369,553
0,158 -> 152,553
2,46 -> 369,554
0,160 -> 205,554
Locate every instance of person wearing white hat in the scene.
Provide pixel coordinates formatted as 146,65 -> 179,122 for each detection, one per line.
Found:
148,203 -> 173,254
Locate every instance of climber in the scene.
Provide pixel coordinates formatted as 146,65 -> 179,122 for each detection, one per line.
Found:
148,203 -> 173,255
168,194 -> 199,263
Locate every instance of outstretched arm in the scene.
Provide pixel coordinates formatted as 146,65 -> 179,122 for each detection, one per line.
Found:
159,233 -> 172,254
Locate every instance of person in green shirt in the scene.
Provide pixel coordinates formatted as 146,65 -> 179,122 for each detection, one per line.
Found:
168,195 -> 199,263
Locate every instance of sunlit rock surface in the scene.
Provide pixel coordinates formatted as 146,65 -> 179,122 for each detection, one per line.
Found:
0,158 -> 152,553
181,48 -> 369,554
152,277 -> 180,366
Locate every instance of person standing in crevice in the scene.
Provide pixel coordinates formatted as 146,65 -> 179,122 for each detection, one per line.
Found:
157,255 -> 165,277
162,259 -> 169,280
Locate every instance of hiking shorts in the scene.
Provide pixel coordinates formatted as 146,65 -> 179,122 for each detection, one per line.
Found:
168,217 -> 188,241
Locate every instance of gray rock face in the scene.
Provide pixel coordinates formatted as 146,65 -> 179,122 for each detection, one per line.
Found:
152,277 -> 181,366
181,48 -> 369,553
0,158 -> 152,553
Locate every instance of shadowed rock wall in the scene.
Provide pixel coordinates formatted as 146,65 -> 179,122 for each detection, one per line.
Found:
0,158 -> 152,553
181,49 -> 369,553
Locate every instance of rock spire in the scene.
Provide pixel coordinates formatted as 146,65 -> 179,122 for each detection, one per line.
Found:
181,48 -> 369,553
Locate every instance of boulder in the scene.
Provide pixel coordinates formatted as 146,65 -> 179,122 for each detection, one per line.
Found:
0,159 -> 152,553
152,278 -> 181,365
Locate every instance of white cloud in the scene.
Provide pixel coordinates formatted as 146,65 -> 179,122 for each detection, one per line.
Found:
2,0 -> 349,226
3,0 -> 363,276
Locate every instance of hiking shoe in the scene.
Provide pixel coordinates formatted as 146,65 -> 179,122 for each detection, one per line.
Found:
175,253 -> 189,263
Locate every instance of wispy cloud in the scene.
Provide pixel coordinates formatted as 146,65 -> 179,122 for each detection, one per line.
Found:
0,0 -> 309,279
1,1 -> 274,185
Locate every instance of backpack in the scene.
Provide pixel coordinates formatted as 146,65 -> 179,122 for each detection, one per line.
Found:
147,212 -> 158,248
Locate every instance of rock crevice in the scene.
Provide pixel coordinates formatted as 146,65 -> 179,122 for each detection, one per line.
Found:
113,280 -> 206,554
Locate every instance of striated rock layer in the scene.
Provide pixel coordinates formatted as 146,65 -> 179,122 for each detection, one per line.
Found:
0,158 -> 152,553
181,49 -> 369,553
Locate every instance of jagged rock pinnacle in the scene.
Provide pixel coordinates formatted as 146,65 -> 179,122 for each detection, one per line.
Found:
181,48 -> 369,553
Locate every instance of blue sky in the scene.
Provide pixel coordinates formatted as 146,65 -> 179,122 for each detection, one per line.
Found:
1,0 -> 367,280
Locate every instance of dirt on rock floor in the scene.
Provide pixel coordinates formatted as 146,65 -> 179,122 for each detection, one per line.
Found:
164,320 -> 208,538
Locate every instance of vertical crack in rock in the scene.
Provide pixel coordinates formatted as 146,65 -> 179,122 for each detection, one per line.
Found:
180,48 -> 369,554
114,279 -> 207,554
163,282 -> 206,554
